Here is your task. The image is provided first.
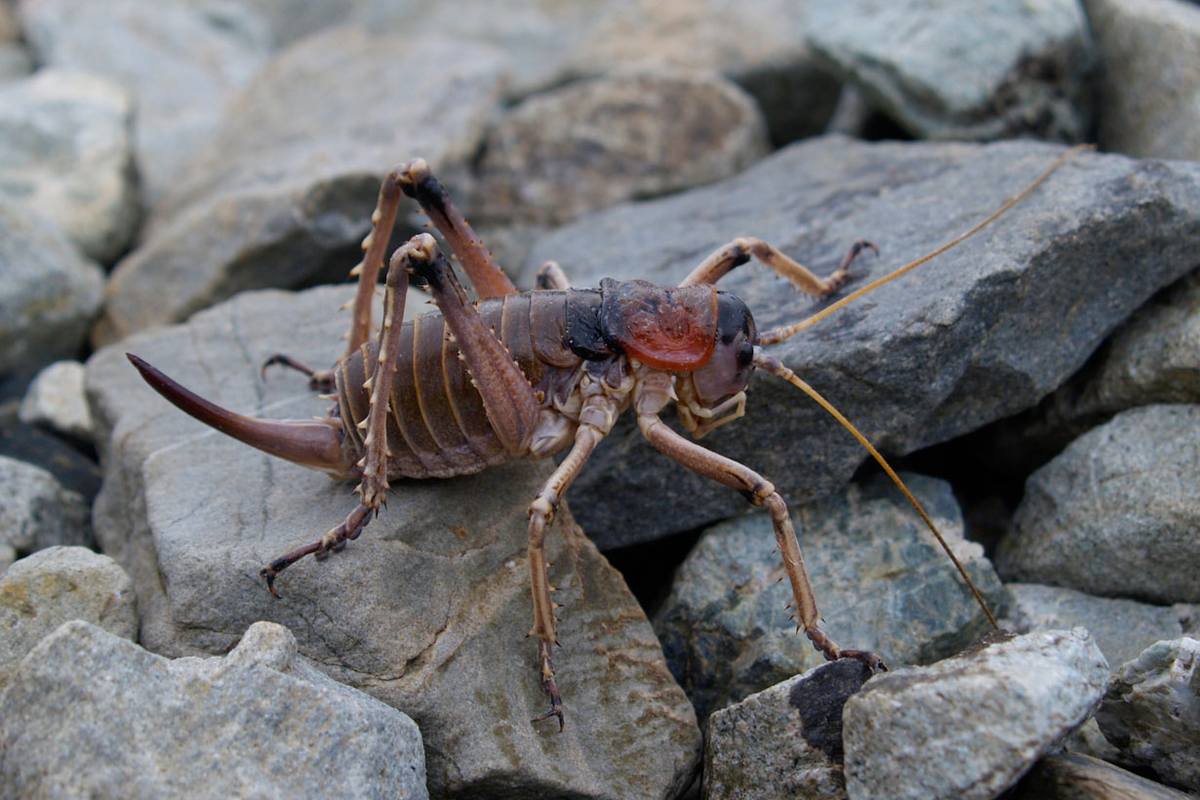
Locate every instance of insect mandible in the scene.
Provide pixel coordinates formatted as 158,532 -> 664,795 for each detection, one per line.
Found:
127,146 -> 1087,729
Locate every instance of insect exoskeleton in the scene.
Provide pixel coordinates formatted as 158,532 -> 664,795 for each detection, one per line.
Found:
129,146 -> 1089,729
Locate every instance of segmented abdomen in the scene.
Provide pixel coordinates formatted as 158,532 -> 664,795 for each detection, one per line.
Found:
333,290 -> 584,479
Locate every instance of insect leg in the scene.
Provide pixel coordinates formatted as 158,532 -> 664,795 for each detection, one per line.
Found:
260,233 -> 419,596
536,261 -> 571,291
401,234 -> 541,455
634,370 -> 885,670
678,237 -> 876,295
527,390 -> 620,730
396,158 -> 518,299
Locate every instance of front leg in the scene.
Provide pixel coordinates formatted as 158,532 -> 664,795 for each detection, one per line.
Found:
679,236 -> 875,294
633,369 -> 885,671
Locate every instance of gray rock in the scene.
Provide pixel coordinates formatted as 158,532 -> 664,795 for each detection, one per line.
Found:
95,25 -> 508,345
18,360 -> 93,442
842,628 -> 1110,800
1085,0 -> 1200,160
557,0 -> 841,144
0,620 -> 428,800
703,659 -> 874,800
20,0 -> 274,207
1009,752 -> 1195,800
0,42 -> 30,83
0,546 -> 137,690
806,0 -> 1094,141
1008,583 -> 1194,667
996,405 -> 1200,604
0,545 -> 13,572
475,70 -> 769,227
654,473 -> 1007,721
0,197 -> 103,377
86,285 -> 702,800
522,137 -> 1200,548
996,268 -> 1200,469
0,454 -> 90,554
1098,637 -> 1200,792
0,69 -> 137,263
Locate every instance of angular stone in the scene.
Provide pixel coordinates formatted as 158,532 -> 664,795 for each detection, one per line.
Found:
1008,582 -> 1194,667
96,26 -> 508,345
1010,752 -> 1194,800
1097,637 -> 1200,792
0,620 -> 428,800
475,71 -> 769,226
520,138 -> 1200,548
86,286 -> 702,799
18,360 -> 93,443
842,629 -> 1109,800
0,546 -> 137,689
0,197 -> 103,377
19,0 -> 273,206
806,0 -> 1094,141
985,267 -> 1200,475
996,405 -> 1200,604
1085,0 -> 1200,160
0,69 -> 137,263
704,659 -> 874,800
0,455 -> 90,554
654,473 -> 1007,721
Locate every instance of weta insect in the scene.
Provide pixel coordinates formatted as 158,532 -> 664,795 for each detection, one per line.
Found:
128,147 -> 1085,729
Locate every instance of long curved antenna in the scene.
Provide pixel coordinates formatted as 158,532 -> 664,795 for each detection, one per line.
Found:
759,143 -> 1094,346
754,349 -> 1000,629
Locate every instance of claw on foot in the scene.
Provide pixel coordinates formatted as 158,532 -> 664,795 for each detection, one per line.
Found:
531,639 -> 565,731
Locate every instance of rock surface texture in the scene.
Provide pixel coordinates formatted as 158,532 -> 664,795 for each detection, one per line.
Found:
0,620 -> 428,800
842,629 -> 1110,800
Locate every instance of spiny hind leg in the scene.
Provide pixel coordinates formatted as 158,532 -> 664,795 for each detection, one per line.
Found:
261,167 -> 407,386
261,235 -> 420,597
678,237 -> 876,294
396,158 -> 518,300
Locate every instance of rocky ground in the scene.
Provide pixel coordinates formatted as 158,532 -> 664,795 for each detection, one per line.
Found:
2,0 -> 1200,798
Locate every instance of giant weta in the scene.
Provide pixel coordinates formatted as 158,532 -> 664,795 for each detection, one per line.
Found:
128,147 -> 1085,728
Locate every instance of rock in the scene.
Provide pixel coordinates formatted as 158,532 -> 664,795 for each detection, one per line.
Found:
0,454 -> 90,555
0,419 -> 103,504
0,546 -> 137,689
996,267 -> 1200,473
520,138 -> 1200,547
1097,637 -> 1200,792
1085,0 -> 1200,160
18,360 -> 93,443
654,473 -> 1007,721
0,620 -> 429,800
0,545 -> 13,572
557,0 -> 841,144
996,405 -> 1200,604
1009,752 -> 1194,800
95,25 -> 508,345
475,71 -> 769,227
842,628 -> 1109,800
0,197 -> 104,377
19,0 -> 274,206
1008,583 -> 1195,667
85,285 -> 703,800
805,0 -> 1094,141
0,69 -> 137,264
703,659 -> 874,800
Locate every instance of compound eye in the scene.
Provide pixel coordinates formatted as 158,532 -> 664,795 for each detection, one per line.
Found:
737,341 -> 755,368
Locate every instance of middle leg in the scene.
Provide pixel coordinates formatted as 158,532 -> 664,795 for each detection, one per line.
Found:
678,236 -> 876,295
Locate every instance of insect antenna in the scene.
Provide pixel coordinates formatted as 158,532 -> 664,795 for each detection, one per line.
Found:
758,143 -> 1094,347
753,349 -> 1000,629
